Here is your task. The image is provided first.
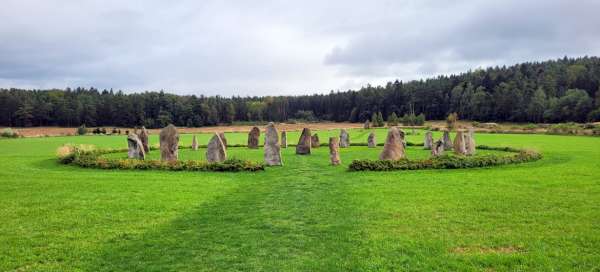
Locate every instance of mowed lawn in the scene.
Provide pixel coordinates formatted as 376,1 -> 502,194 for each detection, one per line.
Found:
1,128 -> 599,271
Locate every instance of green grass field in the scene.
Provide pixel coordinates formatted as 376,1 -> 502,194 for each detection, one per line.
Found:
1,129 -> 599,271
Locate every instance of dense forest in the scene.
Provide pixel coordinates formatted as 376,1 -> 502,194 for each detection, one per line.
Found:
1,56 -> 600,128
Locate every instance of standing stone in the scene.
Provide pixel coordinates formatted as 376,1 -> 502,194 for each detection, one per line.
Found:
329,137 -> 341,165
465,129 -> 476,156
367,132 -> 376,148
191,135 -> 199,151
442,130 -> 453,151
364,120 -> 371,129
137,126 -> 149,153
206,133 -> 227,163
453,130 -> 467,155
127,133 -> 145,159
339,129 -> 350,148
247,127 -> 260,149
311,134 -> 320,148
379,127 -> 406,160
219,132 -> 228,149
424,131 -> 433,150
296,128 -> 311,155
263,122 -> 282,166
431,140 -> 445,157
281,131 -> 288,148
159,124 -> 179,161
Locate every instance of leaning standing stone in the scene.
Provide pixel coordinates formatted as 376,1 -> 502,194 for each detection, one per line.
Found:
465,129 -> 476,156
159,124 -> 179,161
379,127 -> 406,160
367,132 -> 376,148
296,128 -> 311,155
219,132 -> 227,149
263,122 -> 282,166
339,129 -> 350,148
311,133 -> 320,148
364,120 -> 371,129
191,135 -> 199,151
424,131 -> 433,150
137,126 -> 149,153
127,133 -> 145,159
453,130 -> 467,155
329,137 -> 341,165
281,131 -> 288,148
431,140 -> 445,157
247,127 -> 260,149
206,133 -> 227,162
442,130 -> 453,150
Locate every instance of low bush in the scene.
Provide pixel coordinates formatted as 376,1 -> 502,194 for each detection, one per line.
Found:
348,146 -> 542,171
77,125 -> 88,135
1,128 -> 20,138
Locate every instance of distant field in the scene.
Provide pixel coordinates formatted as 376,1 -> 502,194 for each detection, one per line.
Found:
1,128 -> 599,271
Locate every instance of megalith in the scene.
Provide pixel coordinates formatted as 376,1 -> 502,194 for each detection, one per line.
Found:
368,132 -> 376,148
296,128 -> 311,155
329,137 -> 341,165
424,131 -> 433,150
127,133 -> 145,159
264,122 -> 283,166
379,127 -> 406,160
248,126 -> 260,149
339,129 -> 350,148
159,124 -> 179,161
206,133 -> 227,163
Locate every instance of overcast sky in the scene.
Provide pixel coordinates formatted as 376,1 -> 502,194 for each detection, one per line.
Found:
1,0 -> 599,96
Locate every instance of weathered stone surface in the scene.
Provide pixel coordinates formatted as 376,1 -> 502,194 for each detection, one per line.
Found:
465,129 -> 476,156
137,126 -> 149,153
159,124 -> 179,161
296,128 -> 311,155
191,135 -> 199,150
281,131 -> 287,148
247,127 -> 260,149
379,127 -> 406,160
206,133 -> 227,162
442,130 -> 453,150
367,132 -> 376,148
329,137 -> 341,165
263,122 -> 283,166
127,133 -> 145,159
431,139 -> 445,157
424,131 -> 433,150
311,134 -> 320,148
364,120 -> 371,129
219,132 -> 227,149
453,130 -> 467,155
339,129 -> 350,148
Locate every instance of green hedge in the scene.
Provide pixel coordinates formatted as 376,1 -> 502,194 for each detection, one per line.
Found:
348,147 -> 542,171
57,145 -> 264,172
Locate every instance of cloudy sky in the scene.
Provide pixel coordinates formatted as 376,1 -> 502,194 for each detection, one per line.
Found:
1,0 -> 599,96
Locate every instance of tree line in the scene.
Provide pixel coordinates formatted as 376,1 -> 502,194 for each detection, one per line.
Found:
1,56 -> 600,128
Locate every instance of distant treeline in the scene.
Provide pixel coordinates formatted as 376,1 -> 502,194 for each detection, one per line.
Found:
1,56 -> 600,128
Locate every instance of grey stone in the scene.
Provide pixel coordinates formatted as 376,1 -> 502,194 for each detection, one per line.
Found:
264,122 -> 283,166
296,128 -> 311,155
339,129 -> 350,148
329,137 -> 341,165
219,132 -> 227,149
137,126 -> 149,153
248,126 -> 260,149
465,129 -> 476,156
281,131 -> 288,148
159,124 -> 179,161
127,133 -> 145,159
442,130 -> 453,151
191,135 -> 198,150
379,127 -> 406,160
368,132 -> 376,148
364,120 -> 370,129
431,140 -> 445,157
424,131 -> 433,150
311,133 -> 320,148
453,130 -> 467,155
206,133 -> 227,162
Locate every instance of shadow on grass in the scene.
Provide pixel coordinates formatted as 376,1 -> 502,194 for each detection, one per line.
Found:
86,163 -> 367,271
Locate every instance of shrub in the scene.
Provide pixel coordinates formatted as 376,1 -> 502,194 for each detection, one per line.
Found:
77,125 -> 88,135
446,112 -> 459,130
348,146 -> 541,171
387,112 -> 400,126
1,128 -> 20,138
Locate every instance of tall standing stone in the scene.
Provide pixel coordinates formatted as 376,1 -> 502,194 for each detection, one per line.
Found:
465,129 -> 476,156
339,129 -> 350,148
453,130 -> 467,155
442,130 -> 453,151
311,133 -> 320,148
364,120 -> 371,129
431,140 -> 445,157
263,122 -> 282,166
296,128 -> 311,155
191,135 -> 199,151
159,124 -> 179,161
379,127 -> 406,160
137,126 -> 149,153
206,133 -> 227,163
127,133 -> 145,159
219,132 -> 228,149
247,127 -> 260,149
367,132 -> 376,148
329,137 -> 341,165
281,131 -> 288,148
424,131 -> 433,150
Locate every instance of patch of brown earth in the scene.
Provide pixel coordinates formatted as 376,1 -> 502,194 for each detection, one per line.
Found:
450,246 -> 524,255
